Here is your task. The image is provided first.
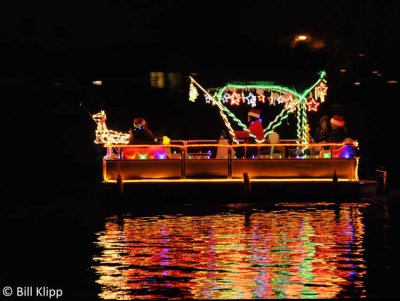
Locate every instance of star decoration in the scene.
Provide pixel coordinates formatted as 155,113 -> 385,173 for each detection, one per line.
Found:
230,91 -> 242,106
245,92 -> 257,107
315,81 -> 328,103
306,97 -> 320,112
285,98 -> 298,113
257,94 -> 266,103
268,92 -> 279,105
222,92 -> 232,103
204,93 -> 213,104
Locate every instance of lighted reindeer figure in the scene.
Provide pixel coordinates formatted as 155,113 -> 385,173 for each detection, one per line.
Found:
92,110 -> 130,144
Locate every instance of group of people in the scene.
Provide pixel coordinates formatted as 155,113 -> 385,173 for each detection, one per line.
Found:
127,110 -> 349,159
232,108 -> 349,158
313,114 -> 347,144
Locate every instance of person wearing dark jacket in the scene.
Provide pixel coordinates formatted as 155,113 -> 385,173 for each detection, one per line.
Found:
328,115 -> 347,143
129,117 -> 155,144
313,115 -> 331,143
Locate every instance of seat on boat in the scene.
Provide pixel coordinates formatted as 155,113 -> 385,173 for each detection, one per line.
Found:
258,131 -> 284,158
319,138 -> 357,159
216,136 -> 235,159
268,132 -> 279,157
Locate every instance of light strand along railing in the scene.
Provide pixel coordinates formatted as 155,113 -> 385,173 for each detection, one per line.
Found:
104,140 -> 350,160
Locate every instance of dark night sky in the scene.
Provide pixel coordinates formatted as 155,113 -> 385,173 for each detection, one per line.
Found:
1,0 -> 399,74
1,0 -> 400,190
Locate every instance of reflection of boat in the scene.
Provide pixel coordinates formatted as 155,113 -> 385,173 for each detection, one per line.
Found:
92,203 -> 368,299
98,140 -> 378,202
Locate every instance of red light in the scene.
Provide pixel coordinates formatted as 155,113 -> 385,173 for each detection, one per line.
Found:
358,53 -> 365,57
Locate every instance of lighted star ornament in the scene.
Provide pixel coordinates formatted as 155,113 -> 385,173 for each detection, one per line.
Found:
188,71 -> 328,144
314,80 -> 328,103
306,97 -> 320,112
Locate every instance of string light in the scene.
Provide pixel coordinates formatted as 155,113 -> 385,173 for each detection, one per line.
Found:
93,110 -> 130,145
190,72 -> 328,144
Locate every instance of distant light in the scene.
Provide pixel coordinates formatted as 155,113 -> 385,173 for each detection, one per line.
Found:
340,69 -> 347,73
92,80 -> 102,86
354,81 -> 361,86
150,72 -> 165,88
372,70 -> 379,74
386,80 -> 398,84
297,35 -> 308,41
377,73 -> 383,77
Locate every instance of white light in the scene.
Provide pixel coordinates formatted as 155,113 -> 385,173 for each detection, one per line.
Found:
93,111 -> 130,145
297,35 -> 308,41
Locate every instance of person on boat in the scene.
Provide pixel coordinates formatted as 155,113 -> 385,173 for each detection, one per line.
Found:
327,115 -> 347,143
318,115 -> 355,158
233,108 -> 264,158
313,115 -> 331,143
129,117 -> 155,144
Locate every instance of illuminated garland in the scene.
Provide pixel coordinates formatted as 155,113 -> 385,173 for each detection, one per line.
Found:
189,71 -> 327,143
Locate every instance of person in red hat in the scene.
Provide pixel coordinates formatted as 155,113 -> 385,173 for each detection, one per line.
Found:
129,117 -> 155,144
327,115 -> 347,143
233,108 -> 264,158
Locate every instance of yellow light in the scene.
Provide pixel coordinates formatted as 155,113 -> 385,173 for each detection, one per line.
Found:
150,72 -> 165,88
386,80 -> 398,84
354,81 -> 361,86
340,69 -> 346,73
297,35 -> 308,41
92,80 -> 102,86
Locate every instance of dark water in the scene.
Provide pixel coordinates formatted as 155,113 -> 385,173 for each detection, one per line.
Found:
1,192 -> 399,300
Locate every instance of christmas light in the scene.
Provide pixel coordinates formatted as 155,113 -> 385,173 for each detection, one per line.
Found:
93,111 -> 130,145
190,73 -> 328,144
314,80 -> 328,102
306,97 -> 320,112
245,92 -> 257,107
189,82 -> 199,102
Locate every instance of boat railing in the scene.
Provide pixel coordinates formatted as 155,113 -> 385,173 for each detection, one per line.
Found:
103,139 -> 356,161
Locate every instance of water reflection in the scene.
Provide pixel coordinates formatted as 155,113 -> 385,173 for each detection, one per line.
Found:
92,202 -> 368,299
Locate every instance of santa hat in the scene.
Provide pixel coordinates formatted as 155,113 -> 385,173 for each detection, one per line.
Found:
330,115 -> 345,127
134,117 -> 146,127
248,108 -> 261,119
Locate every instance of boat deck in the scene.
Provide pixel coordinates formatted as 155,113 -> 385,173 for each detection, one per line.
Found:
98,141 -> 378,203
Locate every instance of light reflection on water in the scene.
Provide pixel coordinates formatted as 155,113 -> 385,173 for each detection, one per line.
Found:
92,202 -> 368,299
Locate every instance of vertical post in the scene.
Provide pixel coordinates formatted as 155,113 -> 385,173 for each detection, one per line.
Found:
376,169 -> 388,195
228,147 -> 232,179
382,170 -> 387,194
332,169 -> 338,198
181,143 -> 186,179
116,173 -> 123,195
